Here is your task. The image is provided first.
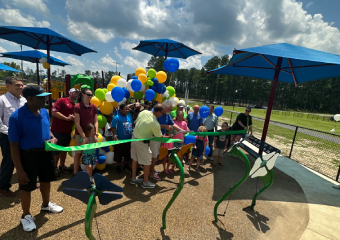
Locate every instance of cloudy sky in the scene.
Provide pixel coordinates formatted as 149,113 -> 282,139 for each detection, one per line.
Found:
0,0 -> 340,78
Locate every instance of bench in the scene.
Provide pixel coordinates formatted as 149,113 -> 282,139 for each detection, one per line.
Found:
239,135 -> 281,159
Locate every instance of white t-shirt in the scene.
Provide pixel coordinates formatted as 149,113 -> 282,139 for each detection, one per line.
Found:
105,122 -> 113,137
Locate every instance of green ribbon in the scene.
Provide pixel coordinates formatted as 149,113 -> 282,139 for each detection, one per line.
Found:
45,137 -> 182,152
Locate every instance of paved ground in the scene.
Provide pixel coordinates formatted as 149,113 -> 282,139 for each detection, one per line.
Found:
0,150 -> 312,240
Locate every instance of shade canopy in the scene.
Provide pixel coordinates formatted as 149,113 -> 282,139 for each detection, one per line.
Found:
1,50 -> 69,66
0,63 -> 21,72
133,39 -> 201,59
0,26 -> 96,56
207,43 -> 340,86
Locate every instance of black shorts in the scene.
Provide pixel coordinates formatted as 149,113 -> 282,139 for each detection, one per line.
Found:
114,142 -> 131,163
19,150 -> 56,192
52,131 -> 71,155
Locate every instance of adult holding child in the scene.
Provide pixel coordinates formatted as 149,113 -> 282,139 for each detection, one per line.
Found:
73,88 -> 98,175
51,88 -> 79,177
0,76 -> 26,197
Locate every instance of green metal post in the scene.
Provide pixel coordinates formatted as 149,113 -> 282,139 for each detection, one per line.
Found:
85,187 -> 101,240
162,151 -> 185,229
214,146 -> 251,222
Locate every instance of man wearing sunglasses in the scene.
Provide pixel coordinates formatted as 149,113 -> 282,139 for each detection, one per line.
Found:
8,85 -> 63,232
231,107 -> 253,143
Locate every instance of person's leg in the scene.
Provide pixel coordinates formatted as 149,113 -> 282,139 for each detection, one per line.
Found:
20,190 -> 31,216
114,145 -> 123,174
0,133 -> 15,194
40,182 -> 50,207
150,141 -> 160,175
162,157 -> 166,171
213,156 -> 217,165
143,165 -> 150,183
208,135 -> 214,158
132,160 -> 138,179
54,153 -> 60,167
230,134 -> 236,143
235,135 -> 242,142
74,153 -> 81,175
188,156 -> 194,168
150,158 -> 157,175
59,152 -> 67,167
196,158 -> 201,170
86,165 -> 93,177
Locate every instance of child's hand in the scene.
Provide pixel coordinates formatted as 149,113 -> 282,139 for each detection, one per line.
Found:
214,144 -> 216,149
193,145 -> 197,149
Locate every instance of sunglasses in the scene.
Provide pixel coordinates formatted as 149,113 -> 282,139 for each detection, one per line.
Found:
85,93 -> 93,97
246,110 -> 251,112
222,125 -> 228,127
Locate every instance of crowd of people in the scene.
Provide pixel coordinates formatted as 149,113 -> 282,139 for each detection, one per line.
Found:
0,76 -> 255,232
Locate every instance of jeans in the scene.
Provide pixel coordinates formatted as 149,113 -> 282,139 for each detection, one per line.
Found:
0,133 -> 14,190
207,129 -> 214,157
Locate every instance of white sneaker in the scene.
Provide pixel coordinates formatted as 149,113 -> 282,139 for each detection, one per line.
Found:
41,202 -> 63,213
141,181 -> 156,188
21,215 -> 36,232
130,178 -> 143,185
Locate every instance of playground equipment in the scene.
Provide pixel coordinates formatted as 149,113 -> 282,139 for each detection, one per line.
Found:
62,172 -> 123,240
214,134 -> 280,222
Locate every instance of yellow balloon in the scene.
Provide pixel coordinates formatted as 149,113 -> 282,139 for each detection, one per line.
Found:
99,101 -> 114,115
111,75 -> 121,85
96,162 -> 106,170
90,96 -> 102,107
107,83 -> 116,91
109,146 -> 114,152
138,73 -> 147,84
69,139 -> 75,146
135,67 -> 146,77
111,101 -> 118,107
129,91 -> 134,98
98,133 -> 103,142
156,93 -> 163,102
43,62 -> 50,69
156,71 -> 167,83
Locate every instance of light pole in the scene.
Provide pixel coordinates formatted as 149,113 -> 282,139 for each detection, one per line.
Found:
112,61 -> 119,74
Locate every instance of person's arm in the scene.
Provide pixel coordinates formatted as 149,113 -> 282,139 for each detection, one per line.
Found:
151,122 -> 163,138
199,116 -> 203,127
225,138 -> 229,150
74,112 -> 88,144
214,116 -> 218,131
213,136 -> 217,149
94,114 -> 98,141
249,125 -> 253,135
51,111 -> 73,121
173,123 -> 185,132
160,124 -> 173,131
111,128 -> 118,140
238,120 -> 247,130
0,99 -> 9,135
47,131 -> 58,144
203,140 -> 207,155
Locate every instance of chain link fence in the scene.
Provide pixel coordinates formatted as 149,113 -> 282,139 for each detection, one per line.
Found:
221,110 -> 340,182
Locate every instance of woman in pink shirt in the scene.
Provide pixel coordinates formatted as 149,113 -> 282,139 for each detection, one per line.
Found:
173,111 -> 189,164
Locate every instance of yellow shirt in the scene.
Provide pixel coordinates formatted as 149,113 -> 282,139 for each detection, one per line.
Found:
133,110 -> 162,139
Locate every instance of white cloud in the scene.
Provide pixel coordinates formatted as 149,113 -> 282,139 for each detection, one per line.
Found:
120,41 -> 138,55
306,2 -> 313,8
179,56 -> 202,70
123,56 -> 148,69
100,54 -> 118,67
114,47 -> 123,60
89,61 -> 109,73
2,0 -> 50,15
67,18 -> 114,43
0,46 -> 7,53
0,8 -> 50,27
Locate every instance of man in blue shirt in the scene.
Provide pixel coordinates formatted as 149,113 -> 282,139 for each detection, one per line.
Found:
111,103 -> 134,175
187,105 -> 203,132
8,85 -> 63,232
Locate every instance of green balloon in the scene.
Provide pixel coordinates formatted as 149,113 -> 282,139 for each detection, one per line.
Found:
147,80 -> 154,86
162,97 -> 167,102
103,89 -> 108,94
153,92 -> 158,100
148,69 -> 157,79
97,114 -> 107,128
68,151 -> 72,157
144,82 -> 149,87
72,123 -> 76,131
166,86 -> 175,98
134,91 -> 144,99
173,106 -> 177,111
95,89 -> 105,101
147,77 -> 151,80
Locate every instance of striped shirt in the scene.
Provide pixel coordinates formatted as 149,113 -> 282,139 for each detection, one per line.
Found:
0,92 -> 26,135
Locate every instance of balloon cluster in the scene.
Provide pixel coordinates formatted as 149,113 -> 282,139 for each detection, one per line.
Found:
39,56 -> 54,69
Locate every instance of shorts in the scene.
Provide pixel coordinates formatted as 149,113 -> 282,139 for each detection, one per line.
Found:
150,141 -> 161,159
81,153 -> 98,165
173,142 -> 185,149
192,148 -> 204,160
114,142 -> 131,163
53,131 -> 71,155
74,135 -> 82,154
213,148 -> 224,157
131,136 -> 152,165
19,150 -> 56,192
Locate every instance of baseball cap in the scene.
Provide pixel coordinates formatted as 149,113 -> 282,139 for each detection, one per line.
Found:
177,102 -> 185,107
22,85 -> 51,98
69,88 -> 79,93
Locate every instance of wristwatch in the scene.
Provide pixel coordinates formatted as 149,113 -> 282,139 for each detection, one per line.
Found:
95,134 -> 99,137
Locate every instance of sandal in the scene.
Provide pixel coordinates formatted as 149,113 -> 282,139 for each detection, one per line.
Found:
213,162 -> 217,166
218,162 -> 224,166
169,169 -> 174,174
164,169 -> 170,174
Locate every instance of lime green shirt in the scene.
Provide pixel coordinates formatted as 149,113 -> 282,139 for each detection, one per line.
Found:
133,111 -> 162,139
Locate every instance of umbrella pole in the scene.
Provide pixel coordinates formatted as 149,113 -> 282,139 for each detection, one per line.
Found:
165,43 -> 168,60
47,37 -> 52,115
102,71 -> 105,88
36,62 -> 40,85
259,57 -> 283,155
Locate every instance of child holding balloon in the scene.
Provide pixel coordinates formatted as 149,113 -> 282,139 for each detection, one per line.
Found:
187,126 -> 208,173
80,123 -> 98,183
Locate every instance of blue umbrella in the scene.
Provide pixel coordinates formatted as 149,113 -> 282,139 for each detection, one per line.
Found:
0,26 -> 96,113
1,50 -> 69,84
133,39 -> 201,59
206,43 -> 340,151
0,62 -> 21,72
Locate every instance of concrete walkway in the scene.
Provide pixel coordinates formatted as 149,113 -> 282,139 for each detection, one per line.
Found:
243,141 -> 340,240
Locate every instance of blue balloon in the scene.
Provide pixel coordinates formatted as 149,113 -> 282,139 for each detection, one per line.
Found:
214,106 -> 223,117
131,76 -> 138,79
97,109 -> 102,115
95,148 -> 99,156
168,58 -> 179,73
199,106 -> 210,118
151,78 -> 158,86
145,89 -> 155,101
156,84 -> 166,94
205,146 -> 211,155
47,58 -> 54,64
123,87 -> 130,99
164,59 -> 171,71
98,154 -> 106,164
151,85 -> 157,92
111,87 -> 125,102
184,135 -> 196,144
101,147 -> 110,152
131,79 -> 142,92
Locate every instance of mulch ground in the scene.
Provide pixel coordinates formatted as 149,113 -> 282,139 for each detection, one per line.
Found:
0,152 -> 309,240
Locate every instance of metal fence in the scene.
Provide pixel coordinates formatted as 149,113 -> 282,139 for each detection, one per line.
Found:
223,110 -> 340,182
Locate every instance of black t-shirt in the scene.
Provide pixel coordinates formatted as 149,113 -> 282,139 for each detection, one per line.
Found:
215,129 -> 230,149
231,113 -> 252,131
